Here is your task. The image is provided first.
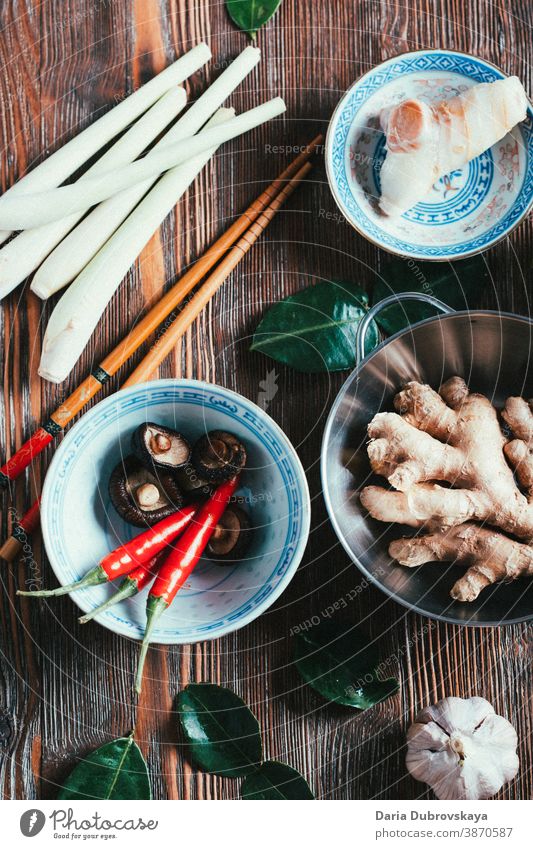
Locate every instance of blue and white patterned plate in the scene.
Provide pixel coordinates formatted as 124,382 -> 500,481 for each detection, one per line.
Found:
325,50 -> 533,260
39,379 -> 310,643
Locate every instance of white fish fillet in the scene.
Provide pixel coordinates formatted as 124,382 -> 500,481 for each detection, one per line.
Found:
379,77 -> 528,216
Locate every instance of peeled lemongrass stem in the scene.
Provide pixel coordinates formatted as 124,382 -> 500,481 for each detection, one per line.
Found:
31,46 -> 261,299
0,97 -> 286,229
39,108 -> 235,384
0,43 -> 211,244
0,89 -> 187,299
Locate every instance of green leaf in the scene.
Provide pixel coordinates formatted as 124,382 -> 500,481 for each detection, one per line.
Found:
242,760 -> 315,799
58,733 -> 151,800
177,684 -> 262,777
226,0 -> 284,38
250,281 -> 378,372
372,255 -> 490,336
293,620 -> 399,709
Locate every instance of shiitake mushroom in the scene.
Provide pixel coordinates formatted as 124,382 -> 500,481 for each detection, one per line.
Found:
205,504 -> 252,563
191,430 -> 247,483
109,455 -> 183,527
132,422 -> 190,472
172,464 -> 215,499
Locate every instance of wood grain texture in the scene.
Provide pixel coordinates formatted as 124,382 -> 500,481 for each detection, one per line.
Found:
0,0 -> 532,800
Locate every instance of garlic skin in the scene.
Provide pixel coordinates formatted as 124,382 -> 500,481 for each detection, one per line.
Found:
406,696 -> 519,800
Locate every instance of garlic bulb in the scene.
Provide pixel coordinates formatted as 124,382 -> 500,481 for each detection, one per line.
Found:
406,696 -> 519,800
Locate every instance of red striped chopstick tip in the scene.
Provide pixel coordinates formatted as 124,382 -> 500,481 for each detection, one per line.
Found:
0,498 -> 41,563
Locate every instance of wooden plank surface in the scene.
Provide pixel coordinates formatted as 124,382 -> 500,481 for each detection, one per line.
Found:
0,0 -> 532,800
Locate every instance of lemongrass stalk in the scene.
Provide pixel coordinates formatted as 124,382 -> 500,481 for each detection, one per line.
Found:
0,98 -> 285,230
0,88 -> 187,299
38,108 -> 235,385
0,43 -> 211,244
32,46 -> 261,300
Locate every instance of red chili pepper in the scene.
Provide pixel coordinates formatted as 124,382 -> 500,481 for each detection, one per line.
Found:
135,476 -> 240,693
17,505 -> 196,599
78,553 -> 165,625
99,504 -> 197,579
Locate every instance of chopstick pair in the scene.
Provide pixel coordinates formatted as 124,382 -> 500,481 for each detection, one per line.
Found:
0,135 -> 322,562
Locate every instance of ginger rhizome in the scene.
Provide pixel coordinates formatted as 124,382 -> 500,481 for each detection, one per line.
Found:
360,376 -> 533,601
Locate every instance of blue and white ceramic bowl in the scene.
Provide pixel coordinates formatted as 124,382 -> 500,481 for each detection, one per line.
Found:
40,379 -> 310,643
326,49 -> 533,260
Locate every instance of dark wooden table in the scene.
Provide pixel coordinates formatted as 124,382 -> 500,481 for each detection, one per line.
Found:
1,0 -> 531,801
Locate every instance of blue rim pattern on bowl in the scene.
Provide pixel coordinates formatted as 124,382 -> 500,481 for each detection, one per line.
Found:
40,380 -> 311,643
326,50 -> 533,259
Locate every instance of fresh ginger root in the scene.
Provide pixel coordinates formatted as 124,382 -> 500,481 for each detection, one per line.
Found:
360,376 -> 533,601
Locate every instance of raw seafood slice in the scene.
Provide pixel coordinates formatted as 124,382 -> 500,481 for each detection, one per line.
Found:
379,77 -> 528,215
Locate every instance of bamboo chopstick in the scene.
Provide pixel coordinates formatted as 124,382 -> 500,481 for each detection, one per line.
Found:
123,161 -> 312,386
0,499 -> 40,562
0,134 -> 322,488
1,144 -> 318,561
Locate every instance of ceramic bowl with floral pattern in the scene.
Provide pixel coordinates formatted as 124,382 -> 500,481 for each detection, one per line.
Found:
326,50 -> 533,260
39,379 -> 310,643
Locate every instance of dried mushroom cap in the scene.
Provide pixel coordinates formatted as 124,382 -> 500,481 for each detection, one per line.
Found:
192,430 -> 247,483
109,455 -> 183,527
206,505 -> 252,563
173,464 -> 215,498
132,422 -> 191,471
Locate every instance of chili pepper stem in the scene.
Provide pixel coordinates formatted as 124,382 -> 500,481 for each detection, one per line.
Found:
17,564 -> 107,597
79,576 -> 139,624
135,595 -> 168,694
